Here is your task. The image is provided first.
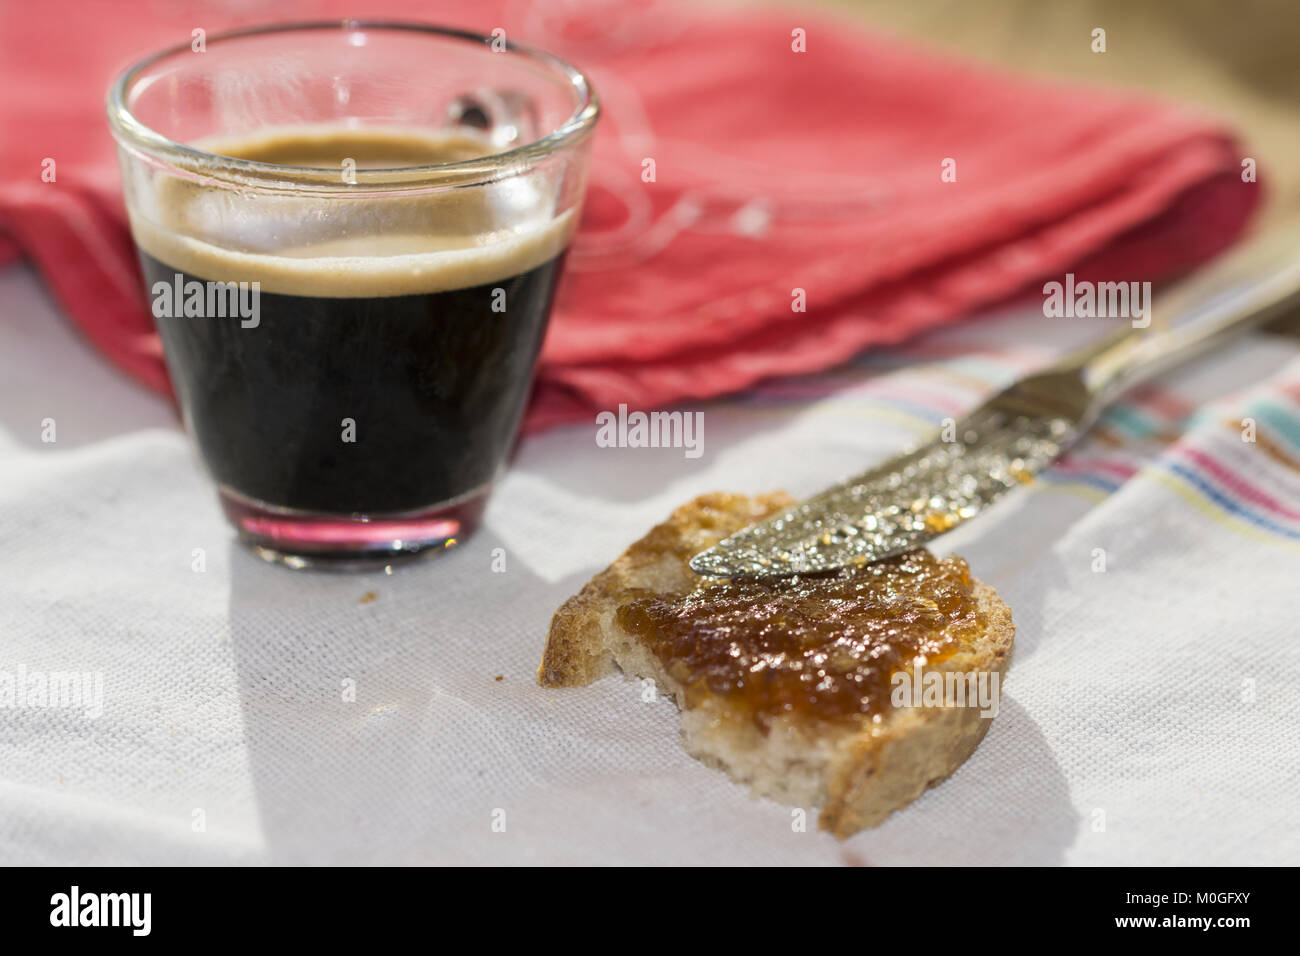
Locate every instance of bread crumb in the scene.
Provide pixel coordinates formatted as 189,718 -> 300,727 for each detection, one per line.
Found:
494,675 -> 504,682
359,591 -> 378,605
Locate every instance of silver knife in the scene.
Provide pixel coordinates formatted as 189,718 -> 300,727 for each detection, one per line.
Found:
690,227 -> 1300,578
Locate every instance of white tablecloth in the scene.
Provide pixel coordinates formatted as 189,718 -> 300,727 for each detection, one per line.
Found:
2,261 -> 1298,865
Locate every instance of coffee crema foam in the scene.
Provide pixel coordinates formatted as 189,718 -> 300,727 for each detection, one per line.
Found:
128,126 -> 575,298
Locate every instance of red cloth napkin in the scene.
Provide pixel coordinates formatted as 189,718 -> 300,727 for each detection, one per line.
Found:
0,0 -> 1261,431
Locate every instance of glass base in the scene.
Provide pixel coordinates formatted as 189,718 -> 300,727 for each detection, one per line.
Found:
218,486 -> 489,570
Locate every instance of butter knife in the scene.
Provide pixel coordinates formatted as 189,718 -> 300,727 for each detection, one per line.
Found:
690,228 -> 1300,578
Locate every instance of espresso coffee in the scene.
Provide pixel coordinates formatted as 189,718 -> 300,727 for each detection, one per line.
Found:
131,129 -> 572,518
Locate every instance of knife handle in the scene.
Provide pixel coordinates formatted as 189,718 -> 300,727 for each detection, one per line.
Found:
1055,227 -> 1300,402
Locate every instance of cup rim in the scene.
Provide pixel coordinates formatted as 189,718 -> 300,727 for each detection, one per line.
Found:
106,19 -> 600,191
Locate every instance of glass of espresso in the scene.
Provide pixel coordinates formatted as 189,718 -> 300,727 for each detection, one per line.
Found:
107,22 -> 598,568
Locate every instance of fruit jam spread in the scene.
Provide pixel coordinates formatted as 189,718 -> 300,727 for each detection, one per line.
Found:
615,550 -> 984,727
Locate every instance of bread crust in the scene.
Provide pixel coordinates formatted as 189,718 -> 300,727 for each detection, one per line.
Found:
538,491 -> 1014,838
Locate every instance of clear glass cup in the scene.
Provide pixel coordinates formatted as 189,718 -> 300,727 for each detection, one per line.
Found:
107,21 -> 598,568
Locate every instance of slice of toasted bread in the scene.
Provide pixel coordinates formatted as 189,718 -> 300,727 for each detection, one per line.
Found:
538,491 -> 1014,838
